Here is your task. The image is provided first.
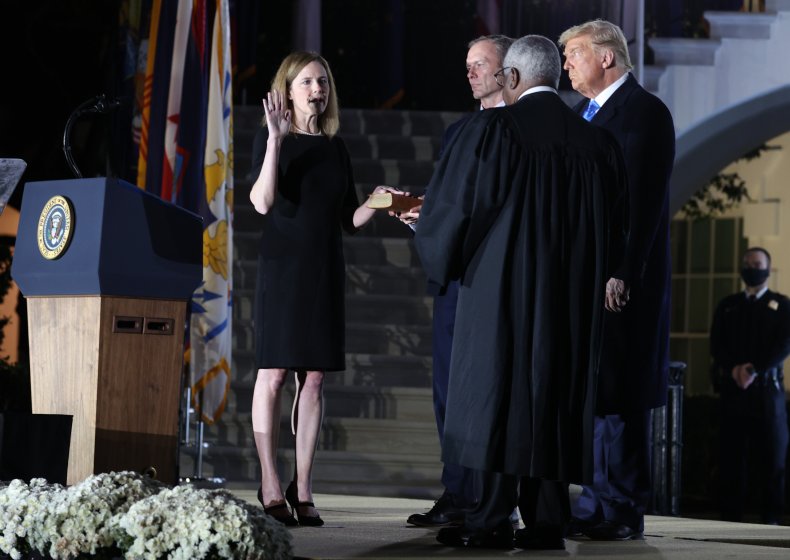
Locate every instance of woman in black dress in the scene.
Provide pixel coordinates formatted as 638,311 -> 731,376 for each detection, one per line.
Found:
249,52 -> 384,526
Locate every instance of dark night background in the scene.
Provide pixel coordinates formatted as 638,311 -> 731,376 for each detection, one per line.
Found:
0,0 -> 480,202
0,0 -> 729,203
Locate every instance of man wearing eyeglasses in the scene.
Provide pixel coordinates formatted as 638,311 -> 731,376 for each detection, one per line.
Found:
559,19 -> 675,541
402,34 -> 514,530
414,34 -> 627,550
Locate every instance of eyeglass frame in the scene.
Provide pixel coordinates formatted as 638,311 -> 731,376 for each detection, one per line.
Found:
494,66 -> 513,87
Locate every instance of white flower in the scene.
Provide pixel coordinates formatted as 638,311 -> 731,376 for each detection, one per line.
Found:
1,473 -> 291,559
1,471 -> 165,559
0,478 -> 55,558
119,485 -> 292,559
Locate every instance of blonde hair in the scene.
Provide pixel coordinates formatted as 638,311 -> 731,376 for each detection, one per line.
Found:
264,51 -> 340,137
558,19 -> 633,71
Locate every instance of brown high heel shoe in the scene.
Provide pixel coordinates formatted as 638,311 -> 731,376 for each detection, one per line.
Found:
285,481 -> 324,527
258,485 -> 298,526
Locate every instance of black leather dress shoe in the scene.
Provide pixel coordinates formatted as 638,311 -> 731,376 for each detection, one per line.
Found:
514,526 -> 565,550
584,521 -> 643,541
566,516 -> 594,537
407,493 -> 465,527
436,523 -> 514,549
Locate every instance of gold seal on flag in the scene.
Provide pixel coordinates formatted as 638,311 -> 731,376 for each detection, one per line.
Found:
37,195 -> 74,260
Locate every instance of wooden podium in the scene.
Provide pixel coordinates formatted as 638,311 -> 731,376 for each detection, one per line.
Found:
12,178 -> 202,485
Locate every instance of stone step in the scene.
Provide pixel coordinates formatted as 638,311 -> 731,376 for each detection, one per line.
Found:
235,105 -> 263,134
342,236 -> 421,267
344,321 -> 430,357
232,233 -> 420,268
705,11 -> 776,39
233,260 -> 426,294
232,176 -> 253,204
346,264 -> 427,295
211,385 -> 436,436
351,158 -> 436,187
232,288 -> 432,325
233,105 -> 463,137
188,418 -> 440,463
340,108 -> 463,136
648,37 -> 722,66
344,133 -> 441,161
230,107 -> 449,216
233,144 -> 438,189
346,293 -> 433,325
234,130 -> 441,165
179,446 -> 443,497
323,417 -> 439,454
231,352 -> 433,387
233,321 -> 432,357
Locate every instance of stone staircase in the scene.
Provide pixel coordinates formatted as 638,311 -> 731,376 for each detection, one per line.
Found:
645,0 -> 790,132
180,105 -> 464,498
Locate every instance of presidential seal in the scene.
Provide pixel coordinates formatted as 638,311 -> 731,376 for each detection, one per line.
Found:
37,196 -> 73,259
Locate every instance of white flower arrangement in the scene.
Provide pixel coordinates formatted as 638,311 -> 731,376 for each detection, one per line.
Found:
0,472 -> 292,560
119,485 -> 292,560
0,477 -> 57,560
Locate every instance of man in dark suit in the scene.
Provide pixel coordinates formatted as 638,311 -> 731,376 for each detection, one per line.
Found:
710,247 -> 790,525
401,34 -> 514,529
414,34 -> 628,550
559,19 -> 676,540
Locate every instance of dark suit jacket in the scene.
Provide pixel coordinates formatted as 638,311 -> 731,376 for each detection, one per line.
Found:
710,289 -> 790,378
577,73 -> 676,413
426,112 -> 474,297
415,92 -> 627,482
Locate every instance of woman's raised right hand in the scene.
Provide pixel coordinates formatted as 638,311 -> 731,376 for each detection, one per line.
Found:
263,90 -> 291,140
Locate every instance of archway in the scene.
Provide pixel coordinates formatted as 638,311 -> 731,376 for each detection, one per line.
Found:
669,84 -> 790,215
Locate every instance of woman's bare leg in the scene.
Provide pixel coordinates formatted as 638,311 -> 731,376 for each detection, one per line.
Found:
291,369 -> 325,516
252,368 -> 288,510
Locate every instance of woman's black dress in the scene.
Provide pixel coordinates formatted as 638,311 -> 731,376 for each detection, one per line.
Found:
250,127 -> 359,371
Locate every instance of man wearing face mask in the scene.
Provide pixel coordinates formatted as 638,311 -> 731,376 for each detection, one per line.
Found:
710,247 -> 790,525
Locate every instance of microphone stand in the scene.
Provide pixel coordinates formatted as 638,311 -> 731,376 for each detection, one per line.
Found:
62,94 -> 120,179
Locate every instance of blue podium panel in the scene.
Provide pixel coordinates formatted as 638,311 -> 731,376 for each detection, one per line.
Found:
12,177 -> 202,299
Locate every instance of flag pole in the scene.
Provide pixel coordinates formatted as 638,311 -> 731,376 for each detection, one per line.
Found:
182,385 -> 192,444
195,418 -> 205,478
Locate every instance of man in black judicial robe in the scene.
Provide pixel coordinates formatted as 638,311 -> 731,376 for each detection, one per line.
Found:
405,34 -> 514,528
414,35 -> 628,550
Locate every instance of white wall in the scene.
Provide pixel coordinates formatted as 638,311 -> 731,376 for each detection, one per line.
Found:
656,10 -> 790,134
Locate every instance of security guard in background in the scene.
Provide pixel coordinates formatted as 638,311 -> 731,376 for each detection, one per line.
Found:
710,246 -> 790,525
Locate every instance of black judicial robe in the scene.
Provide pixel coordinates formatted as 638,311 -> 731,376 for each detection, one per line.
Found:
414,92 -> 627,483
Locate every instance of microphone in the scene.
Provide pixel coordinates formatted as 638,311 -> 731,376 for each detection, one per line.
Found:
63,93 -> 125,178
89,94 -> 123,114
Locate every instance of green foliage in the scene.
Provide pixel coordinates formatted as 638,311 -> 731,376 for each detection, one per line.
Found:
681,144 -> 781,220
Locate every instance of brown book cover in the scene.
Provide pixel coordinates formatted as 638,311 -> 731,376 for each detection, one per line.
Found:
365,192 -> 422,213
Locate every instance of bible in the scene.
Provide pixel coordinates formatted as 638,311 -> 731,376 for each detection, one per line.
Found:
366,192 -> 422,213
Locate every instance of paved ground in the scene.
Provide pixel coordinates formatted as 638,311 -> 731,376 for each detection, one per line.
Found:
228,488 -> 790,559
